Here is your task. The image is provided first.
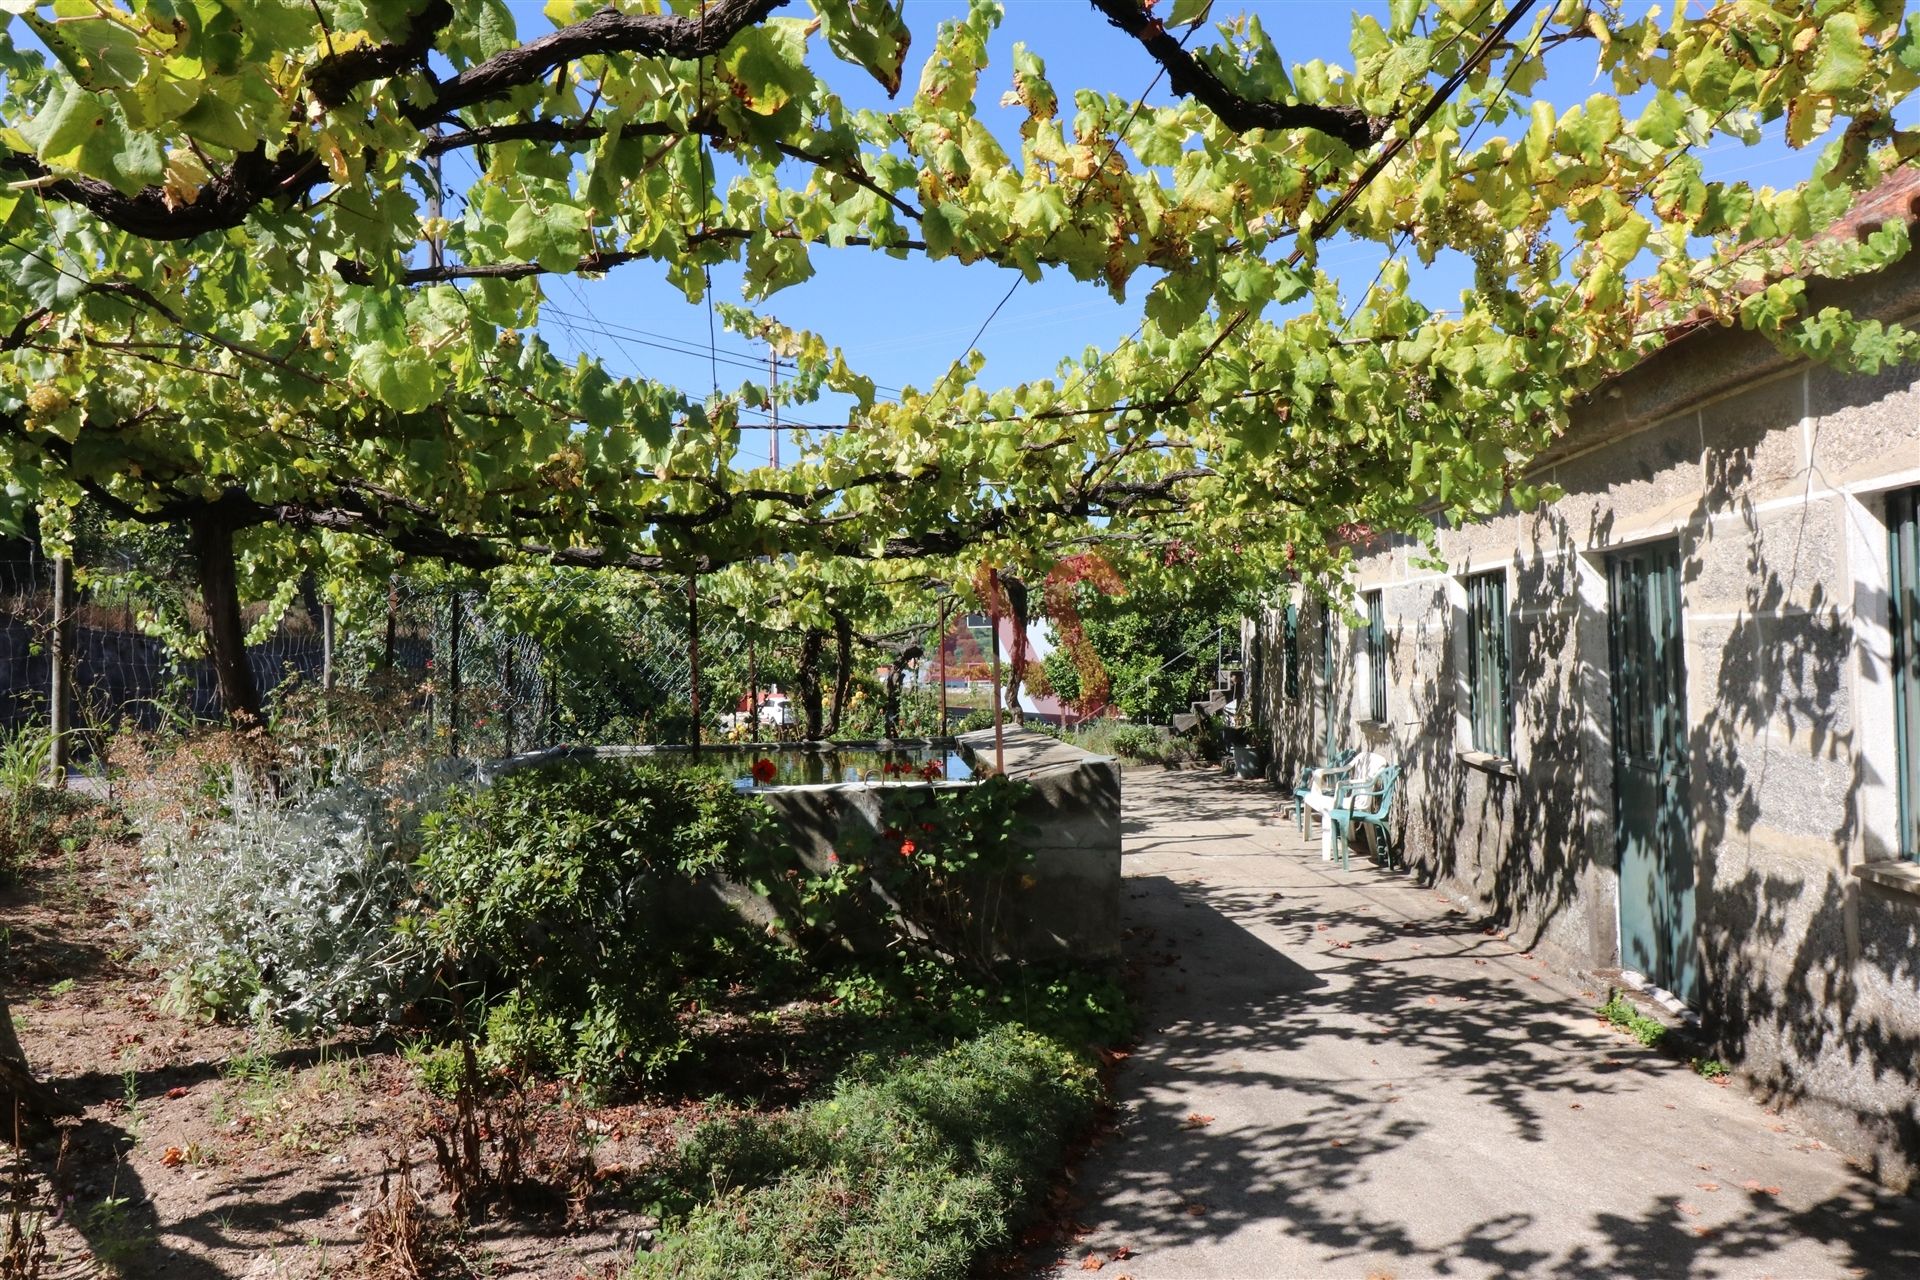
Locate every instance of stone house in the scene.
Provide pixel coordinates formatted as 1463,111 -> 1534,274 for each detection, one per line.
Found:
1251,170 -> 1920,1188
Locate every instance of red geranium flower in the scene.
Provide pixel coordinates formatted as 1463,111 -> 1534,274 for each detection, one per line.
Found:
826,851 -> 839,865
899,839 -> 917,856
918,760 -> 944,779
750,757 -> 778,785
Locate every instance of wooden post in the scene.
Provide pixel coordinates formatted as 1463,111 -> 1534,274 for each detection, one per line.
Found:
988,569 -> 1005,775
47,553 -> 72,787
687,575 -> 701,753
446,591 -> 463,757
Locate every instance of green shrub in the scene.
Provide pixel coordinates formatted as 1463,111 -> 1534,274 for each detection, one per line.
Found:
0,723 -> 88,884
418,762 -> 782,1090
1598,990 -> 1669,1049
789,775 -> 1035,977
953,708 -> 997,734
143,761 -> 441,1031
826,958 -> 1132,1049
402,1041 -> 469,1099
1105,724 -> 1162,761
634,1025 -> 1099,1280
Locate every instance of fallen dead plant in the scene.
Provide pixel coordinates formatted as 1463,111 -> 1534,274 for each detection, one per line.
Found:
1,1110 -> 45,1280
360,1154 -> 431,1280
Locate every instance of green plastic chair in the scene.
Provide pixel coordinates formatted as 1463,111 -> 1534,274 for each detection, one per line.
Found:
1329,764 -> 1402,871
1294,746 -> 1358,837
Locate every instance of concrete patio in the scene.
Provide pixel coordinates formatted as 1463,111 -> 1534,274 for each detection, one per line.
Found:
1047,768 -> 1920,1279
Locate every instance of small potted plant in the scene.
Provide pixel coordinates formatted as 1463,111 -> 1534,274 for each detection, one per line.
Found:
1220,703 -> 1267,780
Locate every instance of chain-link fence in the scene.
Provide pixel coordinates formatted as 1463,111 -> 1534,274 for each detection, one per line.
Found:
0,542 -> 331,737
0,539 -> 961,763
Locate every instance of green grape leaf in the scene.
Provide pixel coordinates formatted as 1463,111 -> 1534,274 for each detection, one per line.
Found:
1809,13 -> 1866,94
811,0 -> 913,96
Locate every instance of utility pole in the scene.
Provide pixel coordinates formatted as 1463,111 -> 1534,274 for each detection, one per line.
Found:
768,345 -> 779,469
425,129 -> 444,272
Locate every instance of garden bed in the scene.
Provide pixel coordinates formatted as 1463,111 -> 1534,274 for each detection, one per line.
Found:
0,729 -> 1129,1280
479,727 -> 1125,961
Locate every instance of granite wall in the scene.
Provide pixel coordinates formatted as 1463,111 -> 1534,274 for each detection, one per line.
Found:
1253,250 -> 1920,1187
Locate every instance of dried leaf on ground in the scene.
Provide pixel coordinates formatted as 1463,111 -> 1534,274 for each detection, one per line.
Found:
1181,1113 -> 1214,1130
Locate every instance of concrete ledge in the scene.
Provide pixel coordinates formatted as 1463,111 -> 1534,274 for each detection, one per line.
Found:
1455,748 -> 1518,780
959,726 -> 1123,958
1853,859 -> 1920,899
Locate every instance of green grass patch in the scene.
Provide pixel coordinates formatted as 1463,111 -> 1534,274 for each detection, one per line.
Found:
1598,989 -> 1669,1049
631,1024 -> 1101,1280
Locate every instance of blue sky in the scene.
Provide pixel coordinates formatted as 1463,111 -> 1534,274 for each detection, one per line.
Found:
492,0 -> 1890,468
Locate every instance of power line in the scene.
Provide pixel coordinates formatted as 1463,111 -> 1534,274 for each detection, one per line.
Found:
1157,0 -> 1544,409
541,306 -> 794,371
1338,0 -> 1538,333
978,0 -> 1539,442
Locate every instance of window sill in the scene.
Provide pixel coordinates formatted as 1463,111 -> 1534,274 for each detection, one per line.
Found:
1355,718 -> 1392,734
1853,860 -> 1920,899
1456,748 -> 1518,779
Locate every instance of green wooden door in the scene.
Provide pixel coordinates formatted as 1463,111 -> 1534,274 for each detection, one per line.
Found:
1607,542 -> 1697,1004
1888,488 -> 1920,859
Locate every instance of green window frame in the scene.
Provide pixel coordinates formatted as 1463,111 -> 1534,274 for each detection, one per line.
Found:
1465,571 -> 1511,757
1890,488 -> 1920,860
1365,591 -> 1387,723
1282,603 -> 1300,699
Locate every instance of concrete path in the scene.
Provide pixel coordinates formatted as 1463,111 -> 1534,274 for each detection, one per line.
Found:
1050,768 -> 1920,1280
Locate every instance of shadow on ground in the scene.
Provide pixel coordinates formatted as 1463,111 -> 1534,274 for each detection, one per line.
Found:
1057,770 -> 1920,1278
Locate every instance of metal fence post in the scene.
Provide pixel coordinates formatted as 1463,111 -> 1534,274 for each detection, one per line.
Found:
447,591 -> 463,757
687,575 -> 701,754
988,568 -> 1005,774
47,553 -> 72,787
502,639 -> 516,755
321,600 -> 336,692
